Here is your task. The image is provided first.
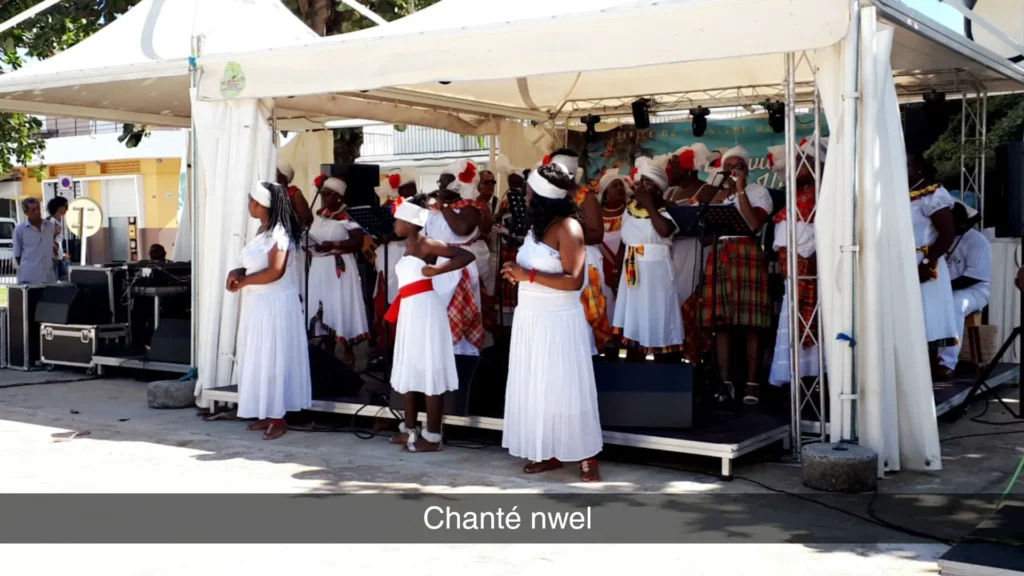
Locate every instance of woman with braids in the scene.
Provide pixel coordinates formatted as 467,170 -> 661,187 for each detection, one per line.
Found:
597,171 -> 630,322
227,181 -> 311,441
303,177 -> 370,366
501,162 -> 602,482
386,195 -> 475,453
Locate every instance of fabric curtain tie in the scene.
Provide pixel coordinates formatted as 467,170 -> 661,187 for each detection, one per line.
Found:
384,279 -> 433,323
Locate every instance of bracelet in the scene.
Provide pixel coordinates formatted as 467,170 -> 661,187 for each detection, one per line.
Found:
529,269 -> 537,283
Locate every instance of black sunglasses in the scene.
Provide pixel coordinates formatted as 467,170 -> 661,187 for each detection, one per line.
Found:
481,179 -> 497,185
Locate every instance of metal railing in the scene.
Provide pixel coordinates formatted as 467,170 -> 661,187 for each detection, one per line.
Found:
39,118 -> 121,139
360,124 -> 488,157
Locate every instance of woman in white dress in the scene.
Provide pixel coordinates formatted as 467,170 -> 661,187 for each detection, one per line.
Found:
598,172 -> 629,323
386,197 -> 476,453
612,156 -> 684,359
304,177 -> 369,366
907,153 -> 959,380
227,182 -> 312,441
500,163 -> 602,482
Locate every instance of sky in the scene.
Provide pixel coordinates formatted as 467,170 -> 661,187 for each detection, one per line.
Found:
901,0 -> 965,32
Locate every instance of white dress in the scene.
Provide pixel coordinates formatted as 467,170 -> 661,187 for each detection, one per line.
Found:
612,204 -> 684,350
425,211 -> 483,356
390,255 -> 460,396
769,218 -> 822,386
305,214 -> 370,342
602,213 -> 623,322
911,187 -> 959,345
236,225 -> 312,420
939,228 -> 992,370
502,233 -> 603,462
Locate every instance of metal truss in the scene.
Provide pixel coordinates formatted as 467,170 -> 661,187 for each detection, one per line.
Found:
960,90 -> 987,221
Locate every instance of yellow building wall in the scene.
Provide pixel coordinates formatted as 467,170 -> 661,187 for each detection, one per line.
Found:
139,158 -> 181,229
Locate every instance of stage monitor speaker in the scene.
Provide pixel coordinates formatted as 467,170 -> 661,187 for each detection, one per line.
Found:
147,319 -> 190,365
390,354 -> 503,418
35,285 -> 95,325
320,164 -> 380,207
988,141 -> 1024,238
309,343 -> 363,400
7,284 -> 46,370
593,359 -> 694,429
69,265 -> 128,324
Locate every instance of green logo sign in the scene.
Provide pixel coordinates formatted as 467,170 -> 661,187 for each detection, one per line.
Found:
220,62 -> 246,98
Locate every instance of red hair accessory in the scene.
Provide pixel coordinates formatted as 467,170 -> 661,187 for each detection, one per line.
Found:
458,162 -> 477,184
678,149 -> 696,170
314,173 -> 328,189
767,153 -> 775,168
799,138 -> 808,147
629,166 -> 638,180
388,173 -> 402,189
711,157 -> 722,168
542,154 -> 552,165
391,196 -> 405,213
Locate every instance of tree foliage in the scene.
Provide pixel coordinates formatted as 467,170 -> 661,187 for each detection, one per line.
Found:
925,94 -> 1024,185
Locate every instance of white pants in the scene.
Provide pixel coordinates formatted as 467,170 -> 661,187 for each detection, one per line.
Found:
939,288 -> 988,370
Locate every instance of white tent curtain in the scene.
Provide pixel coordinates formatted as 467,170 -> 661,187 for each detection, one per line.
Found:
816,12 -> 941,476
172,129 -> 192,262
277,131 -> 334,209
192,93 -> 276,405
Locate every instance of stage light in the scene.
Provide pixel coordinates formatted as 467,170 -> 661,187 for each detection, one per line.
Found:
923,90 -> 948,130
581,114 -> 601,140
632,98 -> 651,129
690,106 -> 710,137
765,101 -> 786,134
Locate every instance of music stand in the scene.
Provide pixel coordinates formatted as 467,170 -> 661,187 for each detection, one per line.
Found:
346,205 -> 398,384
669,203 -> 757,410
503,189 -> 529,238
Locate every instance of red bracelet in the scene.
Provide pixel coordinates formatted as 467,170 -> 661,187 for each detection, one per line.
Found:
529,269 -> 536,283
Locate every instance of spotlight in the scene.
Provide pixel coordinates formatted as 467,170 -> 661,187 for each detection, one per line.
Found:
765,100 -> 785,134
439,81 -> 452,85
690,106 -> 710,137
923,90 -> 948,131
631,98 -> 651,129
581,115 -> 601,140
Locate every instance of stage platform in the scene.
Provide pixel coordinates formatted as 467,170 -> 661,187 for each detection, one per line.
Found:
91,354 -> 192,375
939,500 -> 1024,576
199,386 -> 790,479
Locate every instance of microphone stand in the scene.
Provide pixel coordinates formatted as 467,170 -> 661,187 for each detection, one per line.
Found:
304,188 -> 323,331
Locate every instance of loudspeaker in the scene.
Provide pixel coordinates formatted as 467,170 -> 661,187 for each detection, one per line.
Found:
593,358 -> 694,429
308,343 -> 363,400
7,284 -> 45,370
69,265 -> 128,324
987,141 -> 1024,238
631,98 -> 651,129
147,319 -> 190,364
389,353 -> 502,417
320,164 -> 381,208
35,285 -> 95,325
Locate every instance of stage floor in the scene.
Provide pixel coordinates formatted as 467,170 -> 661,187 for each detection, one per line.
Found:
200,385 -> 789,479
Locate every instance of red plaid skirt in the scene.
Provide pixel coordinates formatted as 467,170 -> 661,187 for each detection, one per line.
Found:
779,249 -> 818,348
449,269 -> 485,349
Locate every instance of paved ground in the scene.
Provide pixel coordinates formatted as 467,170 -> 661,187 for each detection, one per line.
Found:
0,370 -> 1021,574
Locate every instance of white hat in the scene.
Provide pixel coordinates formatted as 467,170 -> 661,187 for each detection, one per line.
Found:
598,171 -> 630,202
440,160 -> 461,176
394,200 -> 429,227
674,143 -> 711,172
767,145 -> 786,174
250,182 -> 272,208
635,156 -> 669,192
953,200 -> 979,221
386,169 -> 417,193
277,162 -> 295,183
527,166 -> 569,200
548,152 -> 579,177
322,177 -> 347,196
446,160 -> 480,200
798,137 -> 829,159
494,154 -> 514,175
721,145 -> 751,165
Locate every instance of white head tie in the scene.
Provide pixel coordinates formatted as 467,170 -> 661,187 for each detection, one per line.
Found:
322,177 -> 347,196
249,183 -> 272,208
394,201 -> 428,227
527,169 -> 568,200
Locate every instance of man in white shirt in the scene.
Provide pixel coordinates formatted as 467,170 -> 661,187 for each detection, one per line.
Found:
938,202 -> 991,375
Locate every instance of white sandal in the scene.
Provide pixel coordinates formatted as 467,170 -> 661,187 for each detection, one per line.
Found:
743,383 -> 760,405
404,429 -> 443,453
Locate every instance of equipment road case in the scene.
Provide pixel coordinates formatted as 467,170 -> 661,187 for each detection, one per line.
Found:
40,323 -> 128,372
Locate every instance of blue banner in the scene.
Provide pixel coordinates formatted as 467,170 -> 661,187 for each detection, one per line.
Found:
583,117 -> 827,190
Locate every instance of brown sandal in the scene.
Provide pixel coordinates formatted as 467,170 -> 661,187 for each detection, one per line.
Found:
580,458 -> 601,482
523,458 -> 563,474
246,420 -> 270,431
262,420 -> 287,440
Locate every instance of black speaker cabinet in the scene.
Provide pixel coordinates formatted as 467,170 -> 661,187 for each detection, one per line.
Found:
593,359 -> 694,429
69,265 -> 128,324
988,141 -> 1024,238
309,343 -> 363,400
320,164 -> 380,207
7,284 -> 46,370
147,318 -> 190,365
389,354 -> 502,417
40,323 -> 128,369
35,285 -> 95,325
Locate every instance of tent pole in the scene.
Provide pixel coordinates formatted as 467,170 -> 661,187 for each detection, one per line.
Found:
785,52 -> 801,457
189,37 -> 201,371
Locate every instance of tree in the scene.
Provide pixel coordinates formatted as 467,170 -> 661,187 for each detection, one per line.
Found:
926,94 -> 1024,185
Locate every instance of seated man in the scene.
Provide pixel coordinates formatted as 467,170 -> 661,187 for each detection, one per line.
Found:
148,244 -> 169,263
938,202 -> 991,375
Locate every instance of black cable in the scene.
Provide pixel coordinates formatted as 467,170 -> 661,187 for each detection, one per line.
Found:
941,428 -> 1024,443
0,376 -> 97,390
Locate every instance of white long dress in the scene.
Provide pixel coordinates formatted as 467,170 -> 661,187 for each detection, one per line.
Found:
769,218 -> 822,386
305,214 -> 370,342
502,233 -> 603,463
390,255 -> 459,396
911,187 -> 959,346
236,225 -> 312,420
939,228 -> 992,370
602,212 -> 623,323
612,203 -> 684,351
671,236 -> 701,308
425,210 -> 483,356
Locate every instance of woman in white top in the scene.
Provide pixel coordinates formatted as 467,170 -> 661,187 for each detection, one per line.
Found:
598,172 -> 630,323
907,153 -> 959,380
304,177 -> 369,366
386,196 -> 475,453
227,182 -> 312,441
500,163 -> 603,482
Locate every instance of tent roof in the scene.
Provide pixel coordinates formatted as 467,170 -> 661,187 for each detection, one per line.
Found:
192,0 -> 1024,130
0,0 -> 316,128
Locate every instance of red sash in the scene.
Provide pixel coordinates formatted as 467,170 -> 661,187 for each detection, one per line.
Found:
384,279 -> 433,324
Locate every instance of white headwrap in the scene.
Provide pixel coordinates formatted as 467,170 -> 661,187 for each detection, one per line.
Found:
249,183 -> 272,208
954,200 -> 979,221
549,153 -> 579,178
767,145 -> 787,174
799,137 -> 829,160
277,162 -> 295,183
635,156 -> 669,192
394,200 -> 429,227
674,143 -> 711,172
322,177 -> 347,196
598,171 -> 630,202
721,145 -> 751,166
527,168 -> 568,200
446,160 -> 480,200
